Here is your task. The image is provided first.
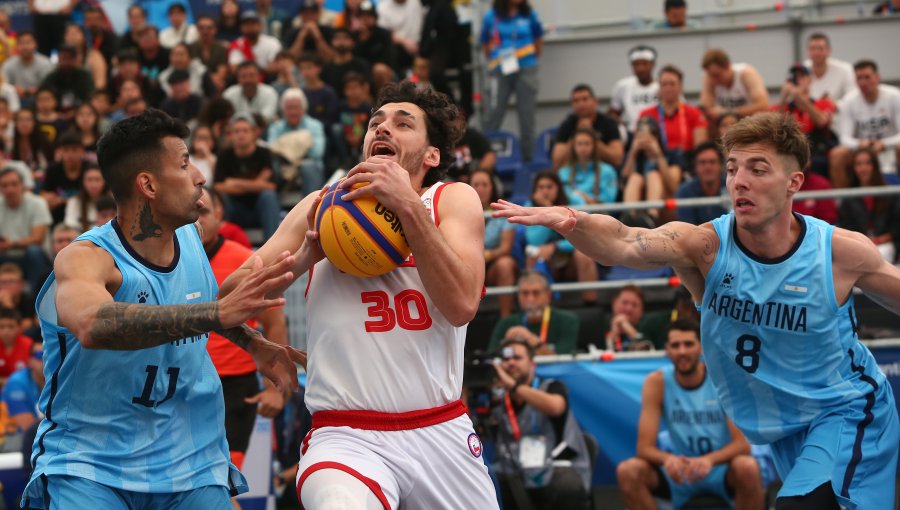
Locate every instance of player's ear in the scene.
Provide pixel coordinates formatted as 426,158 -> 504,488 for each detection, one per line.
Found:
423,146 -> 440,169
135,171 -> 157,200
786,170 -> 804,196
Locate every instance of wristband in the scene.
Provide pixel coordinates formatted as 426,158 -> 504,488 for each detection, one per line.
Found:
561,206 -> 579,234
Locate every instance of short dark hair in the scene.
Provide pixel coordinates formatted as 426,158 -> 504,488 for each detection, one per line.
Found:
298,52 -> 324,68
0,166 -> 23,183
342,71 -> 368,88
664,0 -> 687,10
16,30 -> 36,43
659,64 -> 683,83
500,337 -> 536,360
667,319 -> 700,341
853,59 -> 878,73
96,109 -> 190,202
0,307 -> 22,323
614,284 -> 645,305
95,194 -> 117,212
236,60 -> 259,73
167,2 -> 186,15
571,83 -> 595,97
56,130 -> 83,149
692,140 -> 723,164
807,32 -> 830,46
372,81 -> 464,187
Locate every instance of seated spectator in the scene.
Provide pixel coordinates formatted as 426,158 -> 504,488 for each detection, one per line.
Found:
602,285 -> 660,351
0,168 -> 52,294
355,1 -> 398,91
63,23 -> 108,92
159,43 -> 208,98
189,15 -> 228,71
189,125 -> 218,185
322,29 -> 372,100
228,10 -> 283,77
610,46 -> 659,137
558,127 -> 619,205
268,88 -> 326,194
552,84 -> 623,169
136,25 -> 171,95
285,0 -> 336,63
0,31 -> 51,108
621,116 -> 679,223
676,141 -> 727,225
93,195 -> 117,228
715,111 -> 740,141
108,49 -> 156,110
159,2 -> 199,49
41,132 -> 94,224
89,91 -> 114,131
830,60 -> 900,187
159,70 -> 204,126
271,51 -> 303,97
651,0 -> 700,29
63,166 -> 110,233
50,223 -> 78,257
198,97 -> 237,147
617,320 -> 763,509
803,32 -> 855,102
377,0 -> 423,74
772,64 -> 836,175
70,103 -> 103,157
0,307 -> 32,385
491,337 -> 592,509
10,109 -> 52,179
700,49 -> 769,123
1,340 -> 43,437
524,171 -> 598,304
82,5 -> 119,68
471,169 -> 517,317
448,124 -> 496,182
223,61 -> 280,125
34,87 -> 69,148
300,53 -> 340,130
217,0 -> 243,43
0,263 -> 37,334
334,72 -> 372,168
873,0 -> 900,14
121,4 -> 149,52
638,65 -> 709,171
837,148 -> 900,262
214,113 -> 281,240
124,96 -> 149,118
41,44 -> 95,119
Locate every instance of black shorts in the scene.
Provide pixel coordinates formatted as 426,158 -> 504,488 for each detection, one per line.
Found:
221,372 -> 260,454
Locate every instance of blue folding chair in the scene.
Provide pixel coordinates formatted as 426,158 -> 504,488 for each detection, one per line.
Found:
483,130 -> 524,179
533,127 -> 558,166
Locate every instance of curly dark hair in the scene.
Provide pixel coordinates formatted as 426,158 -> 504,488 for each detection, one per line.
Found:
372,81 -> 465,187
97,108 -> 190,201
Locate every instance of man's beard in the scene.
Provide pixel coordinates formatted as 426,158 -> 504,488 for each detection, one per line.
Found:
398,145 -> 428,174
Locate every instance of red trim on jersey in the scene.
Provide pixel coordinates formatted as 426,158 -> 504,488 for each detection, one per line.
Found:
311,400 -> 466,431
304,265 -> 315,299
297,461 -> 392,510
399,254 -> 416,268
432,182 -> 449,227
301,429 -> 314,455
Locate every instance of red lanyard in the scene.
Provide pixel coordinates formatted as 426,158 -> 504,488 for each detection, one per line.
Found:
504,392 -> 521,441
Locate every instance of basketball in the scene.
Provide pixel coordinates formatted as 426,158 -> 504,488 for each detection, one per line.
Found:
314,180 -> 411,277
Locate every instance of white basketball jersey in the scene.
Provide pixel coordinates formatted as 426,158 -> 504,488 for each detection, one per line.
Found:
714,63 -> 751,110
304,182 -> 467,414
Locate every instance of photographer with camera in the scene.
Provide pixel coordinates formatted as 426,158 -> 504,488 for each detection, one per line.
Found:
773,64 -> 835,137
491,337 -> 592,510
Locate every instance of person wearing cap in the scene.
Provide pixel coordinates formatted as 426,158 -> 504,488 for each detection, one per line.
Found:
160,69 -> 204,124
285,0 -> 335,62
803,32 -> 855,102
267,87 -> 326,194
159,2 -> 199,49
700,48 -> 769,123
610,46 -> 659,136
227,10 -> 283,77
651,0 -> 700,30
223,61 -> 279,124
772,64 -> 835,137
38,44 -> 94,117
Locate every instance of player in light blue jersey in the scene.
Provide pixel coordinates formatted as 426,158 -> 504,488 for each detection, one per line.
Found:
493,112 -> 900,509
21,109 -> 306,510
617,319 -> 763,509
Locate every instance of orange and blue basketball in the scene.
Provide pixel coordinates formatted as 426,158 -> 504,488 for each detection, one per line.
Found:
315,180 -> 411,277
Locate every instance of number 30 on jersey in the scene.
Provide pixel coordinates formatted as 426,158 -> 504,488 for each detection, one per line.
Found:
361,290 -> 433,332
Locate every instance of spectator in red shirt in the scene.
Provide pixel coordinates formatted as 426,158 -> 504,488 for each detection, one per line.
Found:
792,167 -> 838,225
0,307 -> 32,384
772,64 -> 837,178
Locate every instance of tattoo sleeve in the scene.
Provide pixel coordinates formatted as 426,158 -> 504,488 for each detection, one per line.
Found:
216,324 -> 263,352
90,302 -> 221,350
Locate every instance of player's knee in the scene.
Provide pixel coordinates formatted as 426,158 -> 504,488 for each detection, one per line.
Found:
729,455 -> 761,487
616,457 -> 647,488
300,469 -> 375,510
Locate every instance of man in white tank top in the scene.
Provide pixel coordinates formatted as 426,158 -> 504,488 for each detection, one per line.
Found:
700,48 -> 769,123
221,82 -> 499,509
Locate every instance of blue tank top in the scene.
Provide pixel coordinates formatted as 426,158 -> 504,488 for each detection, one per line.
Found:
23,220 -> 246,502
662,365 -> 731,457
701,212 -> 886,444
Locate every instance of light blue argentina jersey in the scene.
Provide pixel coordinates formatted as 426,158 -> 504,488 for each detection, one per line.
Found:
701,212 -> 886,444
22,220 -> 247,505
662,365 -> 731,457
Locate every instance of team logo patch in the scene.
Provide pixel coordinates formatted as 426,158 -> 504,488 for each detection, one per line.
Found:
721,273 -> 734,289
467,433 -> 483,458
138,290 -> 150,303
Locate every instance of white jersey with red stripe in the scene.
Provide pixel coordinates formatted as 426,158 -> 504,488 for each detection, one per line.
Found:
304,181 -> 466,414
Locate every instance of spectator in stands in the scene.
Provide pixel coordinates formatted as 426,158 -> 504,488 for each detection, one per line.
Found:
198,97 -> 236,146
471,168 -> 517,317
136,25 -> 171,92
255,0 -> 291,39
159,43 -> 208,98
552,84 -> 624,169
41,132 -> 93,224
0,167 -> 52,293
356,1 -> 398,91
676,141 -> 727,225
481,0 -> 543,162
491,337 -> 592,509
639,64 -> 709,171
651,0 -> 699,29
108,79 -> 144,123
108,49 -> 155,109
610,45 -> 659,136
1,31 -> 52,108
524,171 -> 599,304
334,0 -> 366,31
40,44 -> 94,118
873,0 -> 900,14
90,91 -> 113,129
335,72 -> 372,168
603,285 -> 660,351
214,113 -> 281,240
63,166 -> 109,233
715,112 -> 740,141
830,60 -> 900,187
228,10 -> 283,77
82,6 -> 118,68
489,270 -> 579,354
28,0 -> 74,57
700,49 -> 769,123
50,223 -> 77,256
299,53 -> 340,132
0,151 -> 33,193
217,0 -> 243,43
189,15 -> 228,71
93,195 -> 116,228
63,23 -> 107,93
0,11 -> 15,69
803,32 -> 855,102
558,128 -> 619,205
377,0 -> 423,74
322,28 -> 371,99
448,124 -> 496,182
792,167 -> 838,225
10,109 -> 52,178
160,70 -> 204,126
270,51 -> 302,97
69,103 -> 102,157
189,125 -> 218,185
0,263 -> 36,333
268,88 -> 326,194
121,4 -> 148,52
124,97 -> 149,118
617,320 -> 763,510
285,0 -> 335,63
223,61 -> 279,125
1,339 -> 43,436
838,148 -> 900,262
160,2 -> 199,49
0,319 -> 24,386
773,64 -> 835,136
622,116 -> 679,223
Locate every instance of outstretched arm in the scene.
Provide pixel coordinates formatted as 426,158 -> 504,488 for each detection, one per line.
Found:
835,228 -> 900,312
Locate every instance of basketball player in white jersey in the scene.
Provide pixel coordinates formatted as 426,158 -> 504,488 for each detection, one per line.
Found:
221,81 -> 499,509
700,48 -> 769,122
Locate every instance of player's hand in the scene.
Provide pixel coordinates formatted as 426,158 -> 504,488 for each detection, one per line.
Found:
683,456 -> 713,483
248,337 -> 307,393
663,455 -> 688,484
245,385 -> 286,418
339,156 -> 422,213
504,326 -> 538,347
492,361 -> 517,391
296,186 -> 328,267
491,200 -> 578,234
218,253 -> 295,329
